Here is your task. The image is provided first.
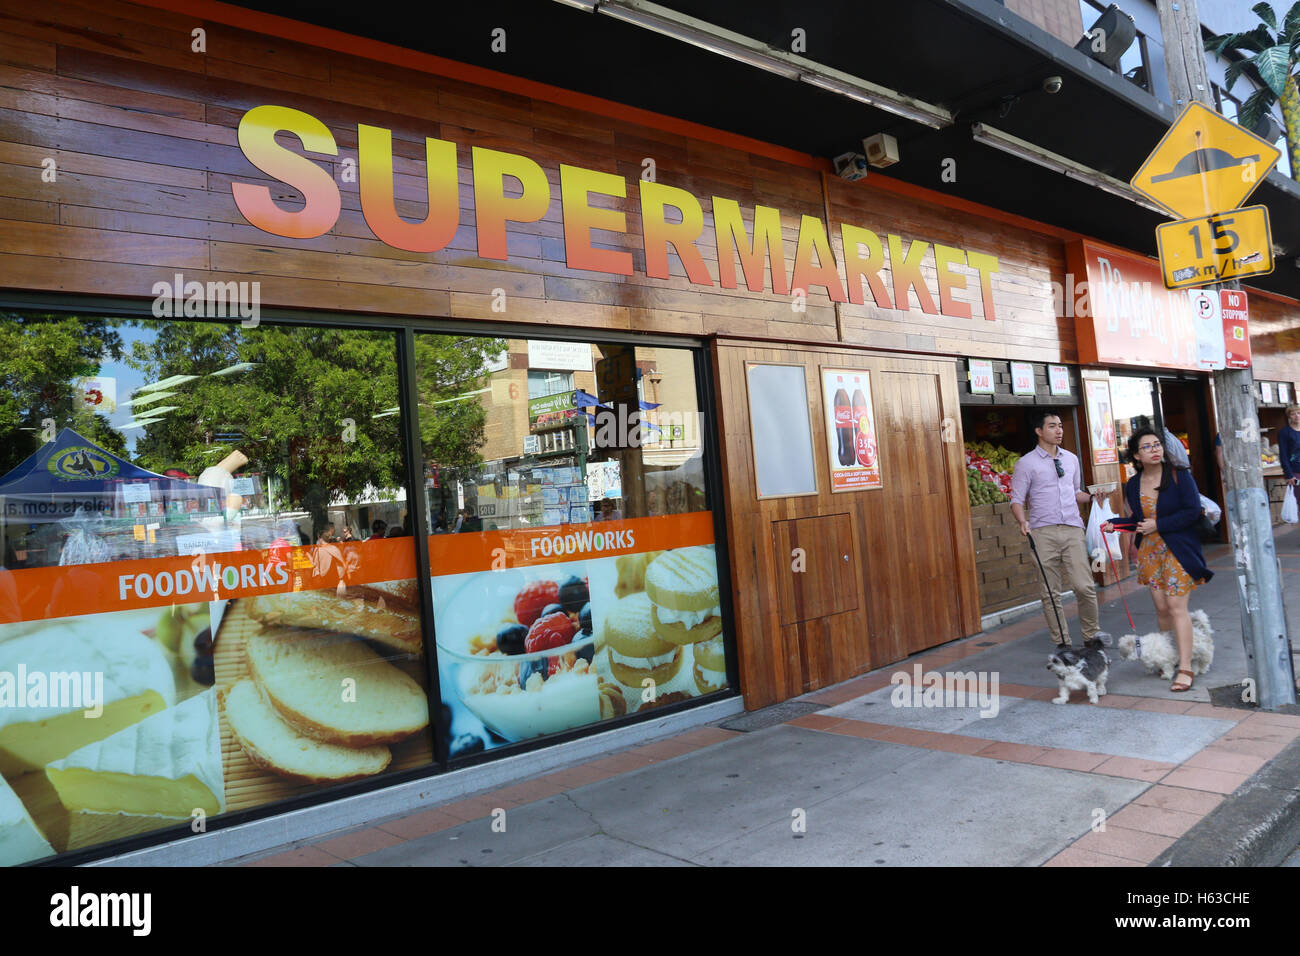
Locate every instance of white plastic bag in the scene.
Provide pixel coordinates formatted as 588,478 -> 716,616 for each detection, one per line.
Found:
1282,490 -> 1299,525
1086,499 -> 1123,564
1200,494 -> 1221,526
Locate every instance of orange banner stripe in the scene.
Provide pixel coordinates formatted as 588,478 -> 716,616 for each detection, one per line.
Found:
428,513 -> 716,576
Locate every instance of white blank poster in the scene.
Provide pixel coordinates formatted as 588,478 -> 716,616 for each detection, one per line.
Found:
746,364 -> 818,497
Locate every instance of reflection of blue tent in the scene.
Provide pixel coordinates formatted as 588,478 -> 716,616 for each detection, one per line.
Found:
0,428 -> 218,526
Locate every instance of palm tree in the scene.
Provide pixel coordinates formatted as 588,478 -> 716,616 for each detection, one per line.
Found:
1205,1 -> 1300,177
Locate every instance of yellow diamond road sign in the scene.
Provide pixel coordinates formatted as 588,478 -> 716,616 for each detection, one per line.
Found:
1131,102 -> 1280,220
1155,204 -> 1274,289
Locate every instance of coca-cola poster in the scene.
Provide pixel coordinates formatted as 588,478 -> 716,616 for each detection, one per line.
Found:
820,368 -> 882,492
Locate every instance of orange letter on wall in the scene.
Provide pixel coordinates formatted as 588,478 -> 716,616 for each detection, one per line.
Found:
790,215 -> 846,303
358,125 -> 459,253
713,198 -> 789,294
472,147 -> 551,261
232,105 -> 341,239
966,251 -> 1000,321
639,180 -> 711,285
559,164 -> 633,275
887,234 -> 938,315
839,224 -> 892,308
932,244 -> 971,320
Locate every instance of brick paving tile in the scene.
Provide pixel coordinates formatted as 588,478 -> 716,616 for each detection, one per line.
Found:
671,727 -> 742,747
824,719 -> 896,739
1182,748 -> 1268,775
487,776 -> 571,806
531,764 -> 616,790
439,793 -> 516,822
1134,785 -> 1226,816
314,827 -> 405,860
375,808 -> 464,841
973,740 -> 1051,763
804,688 -> 865,706
1160,766 -> 1250,795
1205,736 -> 1291,760
1131,698 -> 1197,715
873,726 -> 946,747
581,752 -> 658,775
1223,725 -> 1299,745
786,713 -> 851,732
1092,694 -> 1140,709
244,846 -> 338,867
1031,748 -> 1110,772
1029,687 -> 1062,701
1043,846 -> 1145,867
1092,755 -> 1176,782
1108,803 -> 1204,839
921,733 -> 992,755
996,682 -> 1049,698
1246,712 -> 1300,730
1072,826 -> 1175,863
1181,703 -> 1250,721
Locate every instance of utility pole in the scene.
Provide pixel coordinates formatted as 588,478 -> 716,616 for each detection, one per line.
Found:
1155,0 -> 1295,709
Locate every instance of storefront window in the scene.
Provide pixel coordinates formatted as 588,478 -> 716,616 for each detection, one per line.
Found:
0,310 -> 430,865
415,336 -> 727,760
1109,375 -> 1158,466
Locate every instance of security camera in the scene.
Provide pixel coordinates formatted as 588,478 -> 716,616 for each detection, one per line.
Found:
833,151 -> 869,181
1042,76 -> 1063,94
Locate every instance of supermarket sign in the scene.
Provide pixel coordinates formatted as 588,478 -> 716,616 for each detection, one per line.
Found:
1068,241 -> 1249,371
231,104 -> 1003,320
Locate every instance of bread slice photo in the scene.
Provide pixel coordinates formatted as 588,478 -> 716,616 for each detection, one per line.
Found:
245,628 -> 429,748
243,589 -> 422,656
222,680 -> 391,784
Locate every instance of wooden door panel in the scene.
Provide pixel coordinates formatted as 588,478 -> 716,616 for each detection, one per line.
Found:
771,513 -> 858,625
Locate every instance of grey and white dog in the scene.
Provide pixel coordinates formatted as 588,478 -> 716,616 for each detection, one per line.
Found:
1047,638 -> 1110,704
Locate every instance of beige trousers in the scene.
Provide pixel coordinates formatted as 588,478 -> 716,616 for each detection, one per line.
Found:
1029,523 -> 1099,646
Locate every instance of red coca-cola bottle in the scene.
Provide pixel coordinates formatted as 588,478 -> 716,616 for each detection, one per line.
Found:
852,377 -> 875,467
833,377 -> 855,466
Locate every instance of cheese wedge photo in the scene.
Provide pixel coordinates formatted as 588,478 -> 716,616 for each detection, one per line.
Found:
45,689 -> 225,822
0,624 -> 176,776
0,773 -> 53,867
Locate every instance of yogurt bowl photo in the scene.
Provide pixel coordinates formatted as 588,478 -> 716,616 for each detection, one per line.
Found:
433,562 -> 624,743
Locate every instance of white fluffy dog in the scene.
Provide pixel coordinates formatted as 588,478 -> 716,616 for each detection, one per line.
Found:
1115,609 -> 1214,680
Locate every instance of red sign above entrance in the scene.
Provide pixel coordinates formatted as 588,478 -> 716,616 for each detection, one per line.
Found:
1068,241 -> 1200,371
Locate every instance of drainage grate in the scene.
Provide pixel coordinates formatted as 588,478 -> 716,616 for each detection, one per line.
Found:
1208,683 -> 1300,714
720,700 -> 826,732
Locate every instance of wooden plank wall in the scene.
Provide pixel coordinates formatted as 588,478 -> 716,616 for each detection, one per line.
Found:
715,344 -> 978,708
0,0 -> 1085,351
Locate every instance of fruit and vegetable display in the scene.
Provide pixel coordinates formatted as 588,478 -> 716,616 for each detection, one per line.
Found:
965,441 -> 1019,506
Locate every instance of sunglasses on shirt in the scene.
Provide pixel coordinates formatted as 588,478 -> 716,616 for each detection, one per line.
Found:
1054,459 -> 1064,478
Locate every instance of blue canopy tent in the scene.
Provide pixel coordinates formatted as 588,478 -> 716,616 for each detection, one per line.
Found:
0,429 -> 220,565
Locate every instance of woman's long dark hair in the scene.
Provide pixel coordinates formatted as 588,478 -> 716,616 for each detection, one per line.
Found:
1127,426 -> 1182,492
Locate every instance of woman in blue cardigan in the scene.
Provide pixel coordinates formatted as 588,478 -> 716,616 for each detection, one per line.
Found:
1102,427 -> 1213,691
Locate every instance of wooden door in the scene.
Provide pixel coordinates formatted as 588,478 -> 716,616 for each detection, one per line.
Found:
714,343 -> 979,709
874,370 -> 961,658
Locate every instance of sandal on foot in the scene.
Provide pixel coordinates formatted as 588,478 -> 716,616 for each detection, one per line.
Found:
1171,668 -> 1194,692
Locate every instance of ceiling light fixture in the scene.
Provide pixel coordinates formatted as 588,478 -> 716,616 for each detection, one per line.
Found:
588,0 -> 951,128
971,123 -> 1170,215
598,2 -> 802,79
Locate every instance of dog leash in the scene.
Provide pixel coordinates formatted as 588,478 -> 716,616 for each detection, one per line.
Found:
1026,532 -> 1070,645
1099,526 -> 1137,632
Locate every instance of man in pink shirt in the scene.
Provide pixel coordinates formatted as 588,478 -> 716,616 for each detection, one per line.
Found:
1010,410 -> 1099,647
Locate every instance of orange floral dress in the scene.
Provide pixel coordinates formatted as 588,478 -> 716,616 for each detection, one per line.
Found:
1136,493 -> 1197,595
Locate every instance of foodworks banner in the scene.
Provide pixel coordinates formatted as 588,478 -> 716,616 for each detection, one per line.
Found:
430,513 -> 728,757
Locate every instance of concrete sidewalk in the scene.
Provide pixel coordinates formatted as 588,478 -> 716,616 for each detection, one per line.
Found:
230,524 -> 1300,867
